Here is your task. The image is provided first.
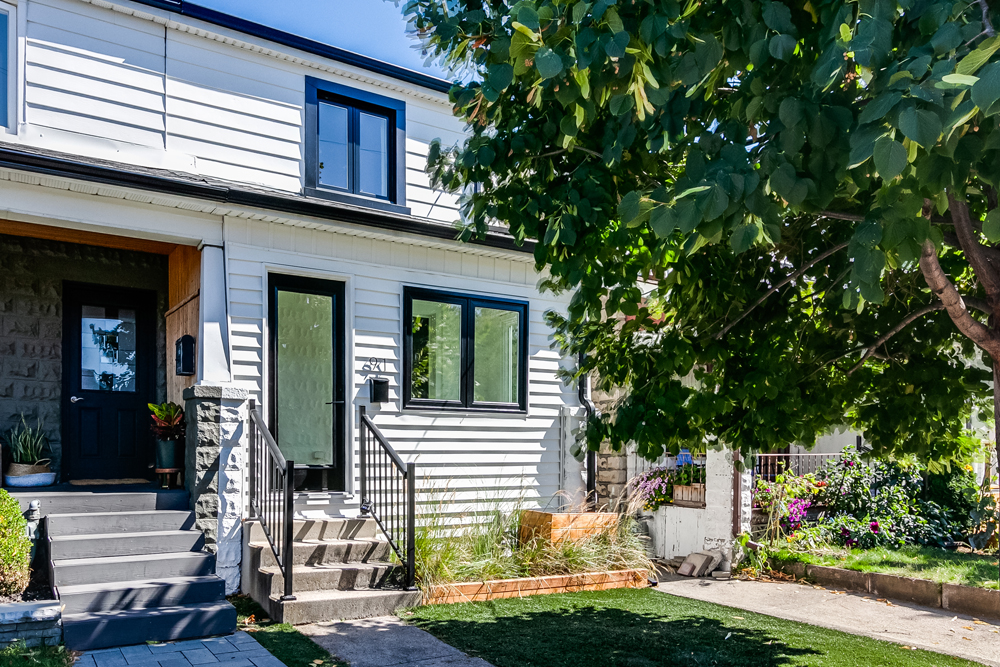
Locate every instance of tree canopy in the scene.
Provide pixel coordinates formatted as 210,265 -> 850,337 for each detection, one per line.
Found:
400,0 -> 1000,463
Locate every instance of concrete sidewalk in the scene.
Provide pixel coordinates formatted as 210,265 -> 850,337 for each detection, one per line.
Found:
300,616 -> 494,667
658,577 -> 1000,666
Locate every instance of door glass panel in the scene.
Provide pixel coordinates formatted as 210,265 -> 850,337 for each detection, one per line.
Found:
276,290 -> 334,465
358,111 -> 388,197
80,306 -> 137,392
0,11 -> 8,129
410,299 -> 462,401
473,307 -> 520,404
318,101 -> 349,190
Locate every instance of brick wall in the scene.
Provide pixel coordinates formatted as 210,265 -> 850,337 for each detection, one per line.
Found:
0,234 -> 168,478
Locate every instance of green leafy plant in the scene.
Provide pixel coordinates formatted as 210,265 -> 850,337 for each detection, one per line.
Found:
0,489 -> 31,597
2,416 -> 48,466
148,402 -> 185,441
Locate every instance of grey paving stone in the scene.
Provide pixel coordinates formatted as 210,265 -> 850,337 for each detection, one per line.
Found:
201,638 -> 240,655
220,650 -> 269,661
90,649 -> 127,658
94,653 -> 129,667
209,659 -> 252,667
249,656 -> 287,667
156,659 -> 191,667
169,640 -> 218,653
75,655 -> 98,667
122,645 -> 155,664
148,644 -> 185,654
181,649 -> 219,665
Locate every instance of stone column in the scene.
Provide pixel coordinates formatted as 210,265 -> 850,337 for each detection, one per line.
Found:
596,445 -> 628,508
184,385 -> 247,594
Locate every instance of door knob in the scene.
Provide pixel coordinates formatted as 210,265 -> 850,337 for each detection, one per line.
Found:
70,396 -> 84,403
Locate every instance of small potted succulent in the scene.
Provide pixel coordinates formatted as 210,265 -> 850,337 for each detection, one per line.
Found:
3,416 -> 56,487
148,402 -> 186,470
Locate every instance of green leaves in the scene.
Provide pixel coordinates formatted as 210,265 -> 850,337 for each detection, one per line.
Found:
873,137 -> 907,180
769,34 -> 797,61
650,206 -> 678,238
971,62 -> 1000,115
897,107 -> 941,148
487,64 -> 514,92
605,31 -> 630,58
984,209 -> 1000,242
730,223 -> 759,253
956,36 -> 1000,76
618,191 -> 641,224
535,47 -> 563,79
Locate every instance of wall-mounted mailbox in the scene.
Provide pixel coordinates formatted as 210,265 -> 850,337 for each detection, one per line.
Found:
370,377 -> 389,404
176,335 -> 196,376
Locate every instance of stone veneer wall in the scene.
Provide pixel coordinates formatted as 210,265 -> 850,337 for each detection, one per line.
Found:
0,234 -> 168,477
0,601 -> 61,647
184,385 -> 248,594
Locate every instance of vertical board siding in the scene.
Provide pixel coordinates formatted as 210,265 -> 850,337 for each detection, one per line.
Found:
225,220 -> 578,518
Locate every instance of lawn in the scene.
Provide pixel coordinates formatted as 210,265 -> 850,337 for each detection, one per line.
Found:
772,546 -> 1000,589
0,643 -> 71,667
227,595 -> 346,667
404,588 -> 985,667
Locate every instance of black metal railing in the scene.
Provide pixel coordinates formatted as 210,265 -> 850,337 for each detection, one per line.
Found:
359,405 -> 416,589
248,399 -> 295,601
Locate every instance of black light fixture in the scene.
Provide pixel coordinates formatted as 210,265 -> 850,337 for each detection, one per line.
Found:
368,357 -> 389,404
175,335 -> 196,376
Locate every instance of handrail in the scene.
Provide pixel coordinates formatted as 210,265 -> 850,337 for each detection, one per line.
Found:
248,399 -> 295,601
359,405 -> 416,590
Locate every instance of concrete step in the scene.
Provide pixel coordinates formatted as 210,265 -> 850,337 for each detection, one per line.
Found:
12,489 -> 188,515
258,562 -> 403,596
59,576 -> 226,614
268,588 -> 421,625
251,538 -> 391,567
53,551 -> 216,587
48,510 -> 195,536
247,518 -> 378,543
51,530 -> 205,559
62,601 -> 237,651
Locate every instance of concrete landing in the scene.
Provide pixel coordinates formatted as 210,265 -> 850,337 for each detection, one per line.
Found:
657,577 -> 1000,667
301,616 -> 494,667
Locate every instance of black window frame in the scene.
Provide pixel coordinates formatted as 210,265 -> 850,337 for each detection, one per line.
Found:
305,76 -> 408,214
403,287 -> 528,413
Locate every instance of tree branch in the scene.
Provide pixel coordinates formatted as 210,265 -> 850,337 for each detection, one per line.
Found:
846,303 -> 945,375
714,241 -> 850,340
919,238 -> 1000,357
948,192 -> 1000,298
978,0 -> 996,37
941,231 -> 1000,266
820,211 -> 865,221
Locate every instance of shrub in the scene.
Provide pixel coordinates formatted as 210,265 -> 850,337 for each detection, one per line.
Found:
0,490 -> 30,596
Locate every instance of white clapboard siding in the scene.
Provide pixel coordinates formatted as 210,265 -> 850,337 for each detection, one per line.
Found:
225,220 -> 577,515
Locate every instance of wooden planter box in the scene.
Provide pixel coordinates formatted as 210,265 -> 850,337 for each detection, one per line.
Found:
672,483 -> 705,508
424,569 -> 649,605
518,510 -> 618,544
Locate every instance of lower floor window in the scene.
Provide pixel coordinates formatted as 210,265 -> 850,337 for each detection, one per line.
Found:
403,287 -> 527,411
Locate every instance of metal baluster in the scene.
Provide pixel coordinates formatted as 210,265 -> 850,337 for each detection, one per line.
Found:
406,462 -> 415,589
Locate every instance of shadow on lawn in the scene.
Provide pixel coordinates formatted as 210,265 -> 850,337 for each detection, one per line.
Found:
412,605 -> 821,667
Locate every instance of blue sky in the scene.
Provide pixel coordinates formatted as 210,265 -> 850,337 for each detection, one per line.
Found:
196,0 -> 452,80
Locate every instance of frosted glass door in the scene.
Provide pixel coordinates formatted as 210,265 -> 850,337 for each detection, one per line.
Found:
276,290 -> 334,466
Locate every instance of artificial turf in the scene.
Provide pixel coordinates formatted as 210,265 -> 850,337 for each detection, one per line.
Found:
227,595 -> 346,667
404,587 -> 984,667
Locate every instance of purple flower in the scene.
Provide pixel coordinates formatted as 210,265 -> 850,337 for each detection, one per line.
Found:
869,521 -> 879,534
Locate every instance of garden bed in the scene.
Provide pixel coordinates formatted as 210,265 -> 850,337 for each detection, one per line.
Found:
424,569 -> 649,604
772,546 -> 999,590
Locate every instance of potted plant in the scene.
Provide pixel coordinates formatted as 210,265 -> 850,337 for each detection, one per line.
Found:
672,463 -> 707,508
3,416 -> 56,487
149,402 -> 185,470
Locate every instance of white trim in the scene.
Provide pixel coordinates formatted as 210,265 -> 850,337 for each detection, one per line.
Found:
0,0 -> 16,134
76,0 -> 452,107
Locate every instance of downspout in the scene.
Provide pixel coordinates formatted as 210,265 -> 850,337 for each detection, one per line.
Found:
578,351 -> 597,509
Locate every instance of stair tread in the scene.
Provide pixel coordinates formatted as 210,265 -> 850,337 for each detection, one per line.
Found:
53,551 -> 213,567
63,600 -> 235,621
59,575 -> 223,595
260,561 -> 397,574
249,537 -> 387,548
52,529 -> 197,542
273,588 -> 415,602
47,510 -> 192,519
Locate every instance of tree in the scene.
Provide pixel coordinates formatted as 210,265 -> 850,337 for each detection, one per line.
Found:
400,0 -> 1000,467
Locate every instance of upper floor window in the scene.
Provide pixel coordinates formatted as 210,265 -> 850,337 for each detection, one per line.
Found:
305,77 -> 408,214
0,1 -> 14,130
403,287 -> 528,413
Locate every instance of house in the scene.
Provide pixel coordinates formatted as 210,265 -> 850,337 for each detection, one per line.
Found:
0,0 -> 587,649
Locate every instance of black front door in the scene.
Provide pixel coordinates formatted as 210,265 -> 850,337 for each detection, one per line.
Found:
62,282 -> 157,481
268,274 -> 347,492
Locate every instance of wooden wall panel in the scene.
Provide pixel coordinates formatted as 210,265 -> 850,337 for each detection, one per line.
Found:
167,246 -> 201,404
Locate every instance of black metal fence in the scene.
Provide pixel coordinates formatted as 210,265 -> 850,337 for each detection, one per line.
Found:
358,405 -> 415,589
248,399 -> 295,601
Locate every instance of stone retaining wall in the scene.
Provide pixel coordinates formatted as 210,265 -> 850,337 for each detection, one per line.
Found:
0,600 -> 61,647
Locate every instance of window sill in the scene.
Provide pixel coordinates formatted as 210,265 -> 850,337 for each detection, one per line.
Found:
402,403 -> 528,416
305,187 -> 411,215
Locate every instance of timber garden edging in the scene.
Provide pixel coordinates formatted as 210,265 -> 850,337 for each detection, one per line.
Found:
423,568 -> 650,605
771,560 -> 1000,621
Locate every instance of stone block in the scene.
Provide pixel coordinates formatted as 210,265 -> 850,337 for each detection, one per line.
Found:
869,572 -> 941,607
805,565 -> 871,593
942,584 -> 1000,621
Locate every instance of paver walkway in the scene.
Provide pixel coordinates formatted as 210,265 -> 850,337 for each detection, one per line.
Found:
301,616 -> 494,667
76,632 -> 286,667
658,577 -> 1000,667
